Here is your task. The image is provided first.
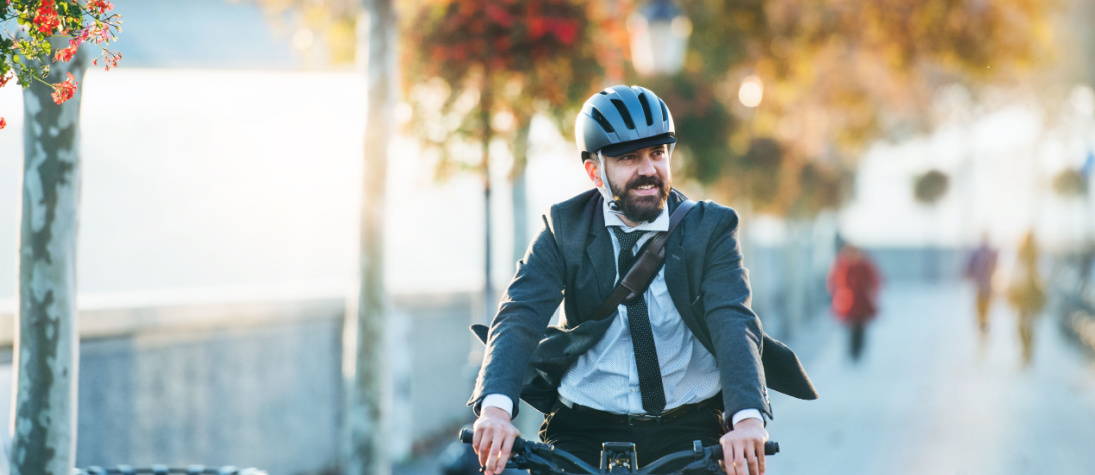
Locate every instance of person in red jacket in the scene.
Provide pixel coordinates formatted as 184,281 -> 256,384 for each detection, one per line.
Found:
827,244 -> 883,361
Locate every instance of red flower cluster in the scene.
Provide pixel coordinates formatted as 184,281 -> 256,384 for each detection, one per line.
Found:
51,24 -> 122,70
87,0 -> 113,15
485,5 -> 514,28
87,23 -> 111,44
33,0 -> 62,35
54,38 -> 82,62
50,73 -> 78,105
415,0 -> 587,73
529,17 -> 579,45
2,1 -> 126,132
92,50 -> 121,71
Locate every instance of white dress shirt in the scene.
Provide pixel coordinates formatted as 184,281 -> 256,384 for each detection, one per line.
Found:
484,202 -> 762,427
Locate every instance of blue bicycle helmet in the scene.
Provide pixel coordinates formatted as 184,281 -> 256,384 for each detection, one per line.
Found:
575,85 -> 676,160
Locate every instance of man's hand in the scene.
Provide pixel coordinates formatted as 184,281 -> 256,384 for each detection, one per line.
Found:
720,418 -> 768,475
472,406 -> 520,475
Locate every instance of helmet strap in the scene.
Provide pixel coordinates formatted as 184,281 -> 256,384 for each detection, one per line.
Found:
596,150 -> 625,213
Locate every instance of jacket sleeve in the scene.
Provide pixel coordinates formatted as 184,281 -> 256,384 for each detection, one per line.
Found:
700,208 -> 771,419
467,215 -> 566,417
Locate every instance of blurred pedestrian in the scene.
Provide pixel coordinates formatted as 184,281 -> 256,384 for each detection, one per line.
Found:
827,244 -> 883,362
1006,230 -> 1046,366
963,234 -> 999,338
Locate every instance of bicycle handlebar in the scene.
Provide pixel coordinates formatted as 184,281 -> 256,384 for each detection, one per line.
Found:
458,427 -> 779,474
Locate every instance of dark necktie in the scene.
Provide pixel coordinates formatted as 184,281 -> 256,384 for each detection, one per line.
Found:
611,227 -> 667,414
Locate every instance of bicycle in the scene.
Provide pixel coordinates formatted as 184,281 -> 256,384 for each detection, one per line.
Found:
458,428 -> 778,475
76,466 -> 267,474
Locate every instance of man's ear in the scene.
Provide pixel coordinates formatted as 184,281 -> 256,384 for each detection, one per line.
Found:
583,159 -> 603,187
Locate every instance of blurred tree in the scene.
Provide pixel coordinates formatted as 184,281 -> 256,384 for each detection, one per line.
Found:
247,1 -> 395,473
734,0 -> 1053,158
1,2 -> 122,473
402,0 -> 604,320
914,168 -> 950,280
634,0 -> 1057,220
1053,168 -> 1088,197
342,1 -> 395,474
914,169 -> 950,206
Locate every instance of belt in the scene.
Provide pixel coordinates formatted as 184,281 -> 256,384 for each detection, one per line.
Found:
559,397 -> 722,426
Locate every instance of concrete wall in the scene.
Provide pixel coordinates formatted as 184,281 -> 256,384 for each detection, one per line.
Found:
76,316 -> 342,472
0,292 -> 478,475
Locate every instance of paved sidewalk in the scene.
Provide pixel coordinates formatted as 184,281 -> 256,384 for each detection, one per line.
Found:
765,283 -> 1095,475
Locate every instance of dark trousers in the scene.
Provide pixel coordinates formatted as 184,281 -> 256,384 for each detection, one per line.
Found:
538,399 -> 724,469
849,322 -> 867,361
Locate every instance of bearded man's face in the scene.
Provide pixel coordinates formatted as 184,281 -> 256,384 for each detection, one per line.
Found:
604,144 -> 671,223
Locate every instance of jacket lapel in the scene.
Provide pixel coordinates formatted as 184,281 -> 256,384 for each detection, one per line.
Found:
663,192 -> 716,354
585,206 -> 615,319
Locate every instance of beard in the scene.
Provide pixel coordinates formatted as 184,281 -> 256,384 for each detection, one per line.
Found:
610,174 -> 670,223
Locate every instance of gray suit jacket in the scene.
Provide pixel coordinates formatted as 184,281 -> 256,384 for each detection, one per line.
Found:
468,189 -> 816,420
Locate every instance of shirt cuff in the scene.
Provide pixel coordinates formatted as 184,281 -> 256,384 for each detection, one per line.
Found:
482,394 -> 514,417
731,409 -> 763,428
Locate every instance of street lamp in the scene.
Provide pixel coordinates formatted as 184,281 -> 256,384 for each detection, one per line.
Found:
738,74 -> 764,108
628,0 -> 692,76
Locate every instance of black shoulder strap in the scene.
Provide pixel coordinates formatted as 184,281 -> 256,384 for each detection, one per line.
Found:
591,200 -> 696,320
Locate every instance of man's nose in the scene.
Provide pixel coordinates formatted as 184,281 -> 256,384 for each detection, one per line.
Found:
636,156 -> 657,175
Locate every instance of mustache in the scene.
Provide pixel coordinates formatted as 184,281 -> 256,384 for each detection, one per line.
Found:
626,175 -> 666,192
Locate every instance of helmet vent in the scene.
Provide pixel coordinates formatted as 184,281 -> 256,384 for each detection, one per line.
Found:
659,100 -> 669,123
590,108 -> 615,134
610,99 -> 636,130
638,93 -> 654,126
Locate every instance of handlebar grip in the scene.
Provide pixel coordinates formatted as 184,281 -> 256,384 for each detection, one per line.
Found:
764,441 -> 779,455
458,427 -> 527,451
713,441 -> 780,457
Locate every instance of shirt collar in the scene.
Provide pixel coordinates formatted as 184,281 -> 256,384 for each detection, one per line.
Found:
602,199 -> 669,232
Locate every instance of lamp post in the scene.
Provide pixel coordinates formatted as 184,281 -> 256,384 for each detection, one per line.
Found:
628,0 -> 691,76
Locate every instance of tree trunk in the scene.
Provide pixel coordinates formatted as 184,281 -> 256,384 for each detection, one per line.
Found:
508,113 -> 543,435
510,113 -> 532,265
342,1 -> 394,474
11,43 -> 87,475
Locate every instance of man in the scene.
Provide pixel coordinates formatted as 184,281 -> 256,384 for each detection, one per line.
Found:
964,234 -> 998,338
1006,230 -> 1045,366
468,85 -> 815,475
